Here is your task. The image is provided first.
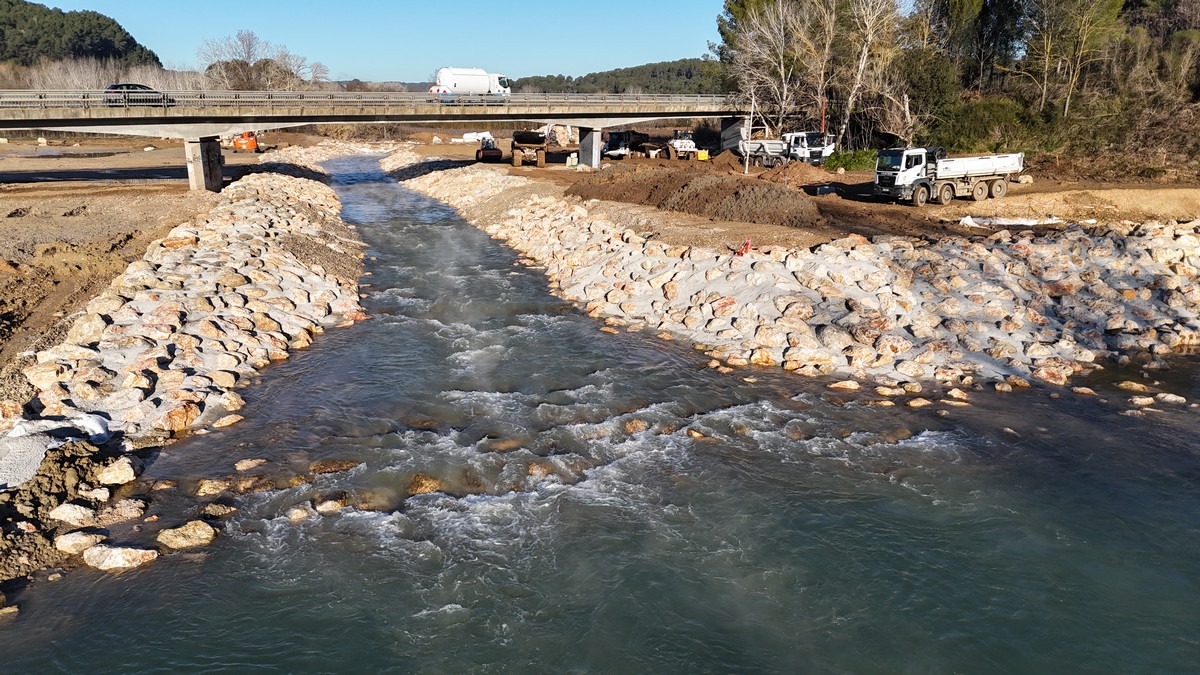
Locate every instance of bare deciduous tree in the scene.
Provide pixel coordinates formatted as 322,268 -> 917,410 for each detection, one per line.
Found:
1060,0 -> 1123,116
198,30 -> 324,91
728,0 -> 802,133
834,0 -> 901,147
28,57 -> 121,89
1004,0 -> 1062,112
792,0 -> 838,132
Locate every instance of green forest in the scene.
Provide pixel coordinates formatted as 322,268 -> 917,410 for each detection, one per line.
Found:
714,0 -> 1200,175
0,0 -> 158,67
512,59 -> 725,95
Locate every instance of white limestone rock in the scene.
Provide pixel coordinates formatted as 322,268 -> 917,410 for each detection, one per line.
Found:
82,544 -> 158,571
156,520 -> 217,549
55,531 -> 106,554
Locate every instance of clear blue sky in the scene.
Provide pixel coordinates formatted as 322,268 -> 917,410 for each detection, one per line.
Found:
46,1 -> 725,82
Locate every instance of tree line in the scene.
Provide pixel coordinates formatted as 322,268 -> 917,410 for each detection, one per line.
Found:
0,0 -> 158,67
0,26 -> 331,92
512,59 -> 726,95
716,0 -> 1200,164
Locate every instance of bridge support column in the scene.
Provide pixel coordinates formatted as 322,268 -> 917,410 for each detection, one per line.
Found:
184,136 -> 223,192
578,127 -> 603,168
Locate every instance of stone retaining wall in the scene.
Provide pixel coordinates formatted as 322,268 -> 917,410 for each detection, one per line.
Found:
396,156 -> 1200,390
19,170 -> 366,441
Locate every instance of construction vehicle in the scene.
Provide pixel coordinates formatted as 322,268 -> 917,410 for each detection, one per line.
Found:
874,147 -> 1025,206
737,132 -> 834,168
662,130 -> 702,160
476,136 -> 503,162
602,130 -> 653,159
511,130 -> 548,167
230,131 -> 260,153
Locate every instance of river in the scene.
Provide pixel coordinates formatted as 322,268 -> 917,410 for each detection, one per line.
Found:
3,158 -> 1199,673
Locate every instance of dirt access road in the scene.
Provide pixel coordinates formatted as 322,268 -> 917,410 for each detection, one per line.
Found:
423,139 -> 1200,253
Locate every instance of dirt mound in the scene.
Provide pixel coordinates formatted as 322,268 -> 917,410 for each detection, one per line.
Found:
568,164 -> 826,230
709,150 -> 745,171
758,161 -> 831,185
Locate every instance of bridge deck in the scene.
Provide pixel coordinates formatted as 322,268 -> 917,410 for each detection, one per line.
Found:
0,90 -> 740,134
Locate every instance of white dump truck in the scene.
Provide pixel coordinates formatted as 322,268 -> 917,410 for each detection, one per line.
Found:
738,132 -> 835,167
428,67 -> 512,99
874,146 -> 1024,206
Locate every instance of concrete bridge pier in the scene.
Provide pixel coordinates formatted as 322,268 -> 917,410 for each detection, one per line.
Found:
184,136 -> 223,191
579,127 -> 603,168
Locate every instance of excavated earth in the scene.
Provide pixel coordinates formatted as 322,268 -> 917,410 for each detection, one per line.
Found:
567,162 -> 828,231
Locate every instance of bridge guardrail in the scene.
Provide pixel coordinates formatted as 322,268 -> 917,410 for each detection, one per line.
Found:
0,90 -> 737,110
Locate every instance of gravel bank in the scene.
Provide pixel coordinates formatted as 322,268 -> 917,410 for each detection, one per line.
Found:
1,147 -> 368,590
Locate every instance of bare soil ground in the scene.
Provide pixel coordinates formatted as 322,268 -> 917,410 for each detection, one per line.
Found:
428,138 -> 1200,251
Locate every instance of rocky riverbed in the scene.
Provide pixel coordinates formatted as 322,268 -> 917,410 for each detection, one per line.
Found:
1,151 -> 367,594
389,148 -> 1200,406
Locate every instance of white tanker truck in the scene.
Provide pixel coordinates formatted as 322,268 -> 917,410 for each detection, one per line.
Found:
428,67 -> 511,100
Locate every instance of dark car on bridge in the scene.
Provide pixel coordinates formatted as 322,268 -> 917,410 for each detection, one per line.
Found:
103,83 -> 174,107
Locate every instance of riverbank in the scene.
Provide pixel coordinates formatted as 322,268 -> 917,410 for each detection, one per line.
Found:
1,147 -> 367,593
388,149 -> 1200,410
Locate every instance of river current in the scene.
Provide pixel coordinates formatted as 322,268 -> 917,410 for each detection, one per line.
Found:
4,158 -> 1199,673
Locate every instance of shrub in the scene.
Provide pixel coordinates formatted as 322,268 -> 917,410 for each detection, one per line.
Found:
924,97 -> 1026,153
824,149 -> 878,172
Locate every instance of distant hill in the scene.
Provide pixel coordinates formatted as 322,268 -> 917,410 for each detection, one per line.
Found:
512,58 -> 728,94
0,0 -> 160,66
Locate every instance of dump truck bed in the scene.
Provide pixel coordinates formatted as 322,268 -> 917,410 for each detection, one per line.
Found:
935,153 -> 1023,178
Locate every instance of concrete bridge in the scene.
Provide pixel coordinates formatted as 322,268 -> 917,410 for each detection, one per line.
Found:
0,90 -> 743,190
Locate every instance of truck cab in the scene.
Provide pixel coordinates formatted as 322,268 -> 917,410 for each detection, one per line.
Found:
782,132 -> 835,166
874,147 -> 944,200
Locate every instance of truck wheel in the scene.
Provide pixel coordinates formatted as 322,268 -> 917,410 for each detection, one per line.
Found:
512,150 -> 522,167
912,185 -> 930,207
971,181 -> 989,201
666,146 -> 677,160
536,149 -> 546,168
989,179 -> 1007,199
476,150 -> 483,162
936,183 -> 954,206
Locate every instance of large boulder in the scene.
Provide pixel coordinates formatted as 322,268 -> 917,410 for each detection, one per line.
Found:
156,520 -> 217,550
47,503 -> 96,527
54,531 -> 106,555
97,456 -> 141,486
82,545 -> 158,571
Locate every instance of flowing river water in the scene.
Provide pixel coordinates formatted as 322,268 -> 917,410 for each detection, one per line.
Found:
4,158 -> 1200,672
